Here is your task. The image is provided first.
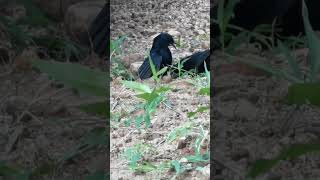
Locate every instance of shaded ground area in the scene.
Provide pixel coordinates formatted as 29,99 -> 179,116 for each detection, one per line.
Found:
0,1 -> 106,179
110,0 -> 210,179
212,46 -> 320,179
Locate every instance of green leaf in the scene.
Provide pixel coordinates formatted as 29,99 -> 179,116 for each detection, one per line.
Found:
217,0 -> 241,49
136,92 -> 158,103
278,40 -> 303,80
154,86 -> 171,94
61,127 -> 107,162
302,0 -> 320,82
0,162 -> 20,176
247,143 -> 320,178
82,127 -> 107,146
226,31 -> 249,53
131,162 -> 157,173
15,171 -> 31,180
0,16 -> 32,49
187,106 -> 209,118
144,110 -> 151,128
171,160 -> 181,173
156,67 -> 168,76
134,115 -> 144,130
31,163 -> 56,177
32,59 -> 107,97
204,61 -> 210,87
85,170 -> 107,180
199,87 -> 210,96
185,154 -> 209,163
78,101 -> 109,118
148,53 -> 157,79
286,83 -> 320,106
167,123 -> 193,142
121,81 -> 152,94
247,159 -> 278,179
110,36 -> 127,54
17,0 -> 52,26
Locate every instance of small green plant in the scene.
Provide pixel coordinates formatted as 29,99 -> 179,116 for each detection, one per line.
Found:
110,36 -> 135,80
145,50 -> 168,83
169,58 -> 195,78
186,61 -> 210,118
216,0 -> 241,50
166,122 -> 209,177
123,143 -> 157,173
110,35 -> 127,56
121,80 -> 171,128
247,143 -> 320,179
165,63 -> 210,177
167,122 -> 194,143
227,24 -> 276,52
175,36 -> 188,48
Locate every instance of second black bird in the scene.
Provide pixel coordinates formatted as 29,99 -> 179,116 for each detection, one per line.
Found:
172,49 -> 210,78
138,32 -> 176,80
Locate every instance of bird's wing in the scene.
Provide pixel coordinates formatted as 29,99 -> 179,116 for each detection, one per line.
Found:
138,52 -> 162,80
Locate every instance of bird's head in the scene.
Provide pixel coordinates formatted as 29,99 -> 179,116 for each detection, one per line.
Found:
152,32 -> 176,49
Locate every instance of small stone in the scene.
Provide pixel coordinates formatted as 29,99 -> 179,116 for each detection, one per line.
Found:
167,29 -> 181,37
122,53 -> 143,68
162,75 -> 172,83
177,137 -> 188,149
130,61 -> 142,74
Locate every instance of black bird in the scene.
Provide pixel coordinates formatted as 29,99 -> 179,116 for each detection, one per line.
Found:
172,49 -> 210,77
89,3 -> 109,57
138,32 -> 176,80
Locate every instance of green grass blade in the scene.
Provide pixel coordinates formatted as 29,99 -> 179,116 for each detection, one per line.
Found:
121,80 -> 152,94
85,170 -> 106,180
78,101 -> 109,118
156,67 -> 168,77
286,83 -> 320,106
278,40 -> 303,80
302,0 -> 320,82
247,143 -> 320,179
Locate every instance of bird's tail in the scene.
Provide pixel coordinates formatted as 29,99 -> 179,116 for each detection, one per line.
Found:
89,4 -> 109,57
138,58 -> 153,80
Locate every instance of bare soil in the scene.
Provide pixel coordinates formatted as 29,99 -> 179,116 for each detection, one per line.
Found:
110,0 -> 210,179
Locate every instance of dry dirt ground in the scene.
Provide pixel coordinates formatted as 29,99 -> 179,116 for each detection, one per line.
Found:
110,0 -> 210,179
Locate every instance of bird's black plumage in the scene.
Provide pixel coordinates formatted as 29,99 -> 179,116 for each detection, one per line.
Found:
89,3 -> 109,57
138,32 -> 176,80
172,49 -> 210,77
